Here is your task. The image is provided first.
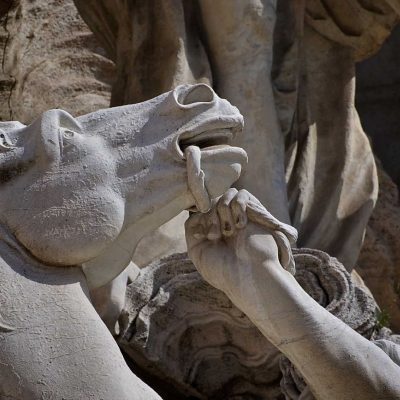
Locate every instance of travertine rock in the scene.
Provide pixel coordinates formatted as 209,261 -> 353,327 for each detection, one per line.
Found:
280,249 -> 379,400
293,249 -> 377,337
120,246 -> 397,400
354,23 -> 400,332
357,164 -> 400,331
0,0 -> 114,123
120,253 -> 284,399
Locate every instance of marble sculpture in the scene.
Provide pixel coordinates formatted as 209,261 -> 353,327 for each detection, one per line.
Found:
185,189 -> 400,399
0,83 -> 247,399
1,81 -> 400,398
1,0 -> 400,399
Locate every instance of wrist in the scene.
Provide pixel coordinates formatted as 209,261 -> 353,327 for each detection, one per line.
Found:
226,260 -> 318,345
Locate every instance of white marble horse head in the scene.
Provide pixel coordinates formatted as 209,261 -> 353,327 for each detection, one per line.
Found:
0,84 -> 247,287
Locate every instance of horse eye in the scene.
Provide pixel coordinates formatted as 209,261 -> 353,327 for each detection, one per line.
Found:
63,129 -> 75,139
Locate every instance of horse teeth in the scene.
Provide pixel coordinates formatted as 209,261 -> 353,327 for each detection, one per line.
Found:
179,128 -> 233,152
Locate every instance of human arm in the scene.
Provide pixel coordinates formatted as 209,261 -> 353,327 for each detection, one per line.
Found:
185,189 -> 400,400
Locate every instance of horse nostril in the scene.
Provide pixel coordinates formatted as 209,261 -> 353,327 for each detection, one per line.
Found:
176,84 -> 215,107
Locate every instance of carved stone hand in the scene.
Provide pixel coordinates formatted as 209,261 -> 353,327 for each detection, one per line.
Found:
185,188 -> 297,330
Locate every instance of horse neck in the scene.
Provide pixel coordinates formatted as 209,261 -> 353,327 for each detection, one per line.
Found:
0,224 -> 88,293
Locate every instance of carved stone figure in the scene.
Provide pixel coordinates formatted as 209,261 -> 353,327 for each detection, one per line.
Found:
1,81 -> 400,398
0,83 -> 248,399
0,0 -> 398,332
1,0 -> 400,396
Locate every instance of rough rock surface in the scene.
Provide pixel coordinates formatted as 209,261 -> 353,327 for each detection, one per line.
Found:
356,25 -> 400,188
120,253 -> 284,400
280,248 -> 381,400
357,164 -> 400,331
0,0 -> 114,124
119,249 -> 383,400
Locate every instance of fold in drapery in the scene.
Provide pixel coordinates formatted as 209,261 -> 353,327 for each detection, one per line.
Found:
306,0 -> 400,61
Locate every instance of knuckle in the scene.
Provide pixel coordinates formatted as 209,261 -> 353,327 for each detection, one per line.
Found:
218,200 -> 231,213
234,199 -> 247,212
221,188 -> 237,202
226,187 -> 238,195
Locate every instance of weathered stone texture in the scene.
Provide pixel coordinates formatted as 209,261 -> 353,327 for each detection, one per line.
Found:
119,249 -> 386,399
357,164 -> 400,331
0,0 -> 114,124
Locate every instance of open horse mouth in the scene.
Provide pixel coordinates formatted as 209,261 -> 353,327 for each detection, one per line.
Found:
176,114 -> 243,157
178,128 -> 235,154
177,120 -> 246,213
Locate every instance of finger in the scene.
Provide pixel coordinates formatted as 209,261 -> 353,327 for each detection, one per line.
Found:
217,188 -> 238,237
272,231 -> 296,275
185,212 -> 207,245
204,206 -> 222,241
231,189 -> 250,229
246,190 -> 264,207
246,201 -> 298,244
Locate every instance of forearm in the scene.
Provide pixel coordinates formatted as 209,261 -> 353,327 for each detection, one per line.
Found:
186,192 -> 400,399
280,308 -> 400,400
223,260 -> 400,400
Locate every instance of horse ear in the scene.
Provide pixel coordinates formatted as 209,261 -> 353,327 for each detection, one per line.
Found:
0,130 -> 16,151
0,121 -> 30,184
0,121 -> 26,149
